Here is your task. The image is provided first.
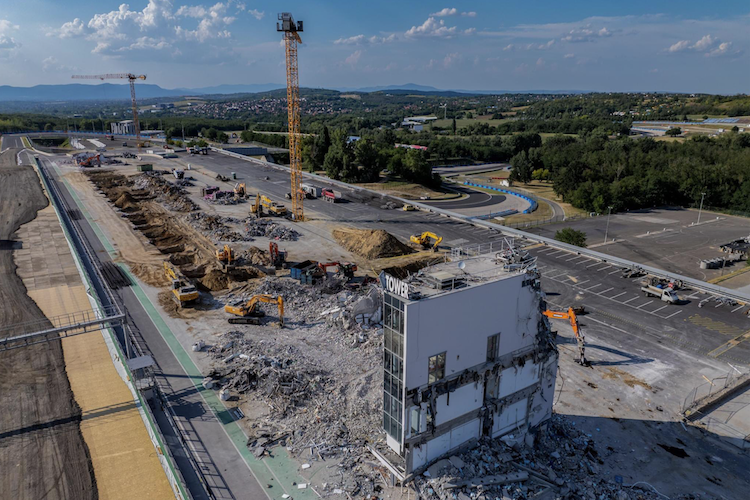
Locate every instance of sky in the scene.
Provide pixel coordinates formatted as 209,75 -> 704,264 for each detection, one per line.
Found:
0,0 -> 748,93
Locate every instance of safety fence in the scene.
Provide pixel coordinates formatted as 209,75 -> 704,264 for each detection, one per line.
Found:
682,370 -> 748,414
463,181 -> 538,214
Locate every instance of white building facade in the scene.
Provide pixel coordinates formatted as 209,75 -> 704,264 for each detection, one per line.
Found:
381,256 -> 558,475
111,120 -> 135,136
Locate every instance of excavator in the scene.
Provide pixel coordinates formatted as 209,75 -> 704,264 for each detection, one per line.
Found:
163,262 -> 199,307
216,244 -> 235,270
318,261 -> 358,279
224,294 -> 284,327
269,242 -> 286,269
250,194 -> 287,216
250,193 -> 263,217
410,231 -> 443,251
542,307 -> 589,366
234,182 -> 247,197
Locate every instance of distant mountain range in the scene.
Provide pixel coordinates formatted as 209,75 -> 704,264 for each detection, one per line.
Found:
0,82 -> 590,102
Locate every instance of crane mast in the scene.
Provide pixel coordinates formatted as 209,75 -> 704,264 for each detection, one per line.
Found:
71,73 -> 147,152
277,13 -> 304,221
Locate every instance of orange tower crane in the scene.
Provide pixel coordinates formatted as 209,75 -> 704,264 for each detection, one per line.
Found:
71,73 -> 147,151
277,13 -> 304,221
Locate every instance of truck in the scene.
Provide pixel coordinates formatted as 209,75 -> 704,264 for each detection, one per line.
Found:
322,188 -> 341,203
301,183 -> 321,199
641,284 -> 680,304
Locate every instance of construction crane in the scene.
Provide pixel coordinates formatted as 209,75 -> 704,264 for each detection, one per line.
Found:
277,12 -> 304,221
543,307 -> 589,366
225,294 -> 284,327
71,73 -> 147,151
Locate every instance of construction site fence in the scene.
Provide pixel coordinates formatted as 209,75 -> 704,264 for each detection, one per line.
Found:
697,416 -> 750,451
212,147 -> 750,305
681,370 -> 744,413
33,156 -> 194,500
498,212 -> 594,230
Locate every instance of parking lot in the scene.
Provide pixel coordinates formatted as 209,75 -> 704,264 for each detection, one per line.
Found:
527,208 -> 750,283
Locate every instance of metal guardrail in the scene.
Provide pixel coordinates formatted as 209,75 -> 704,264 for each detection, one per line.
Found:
682,370 -> 744,413
212,147 -> 750,305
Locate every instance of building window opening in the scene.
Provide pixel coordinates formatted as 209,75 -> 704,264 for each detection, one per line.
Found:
428,352 -> 446,384
487,333 -> 500,362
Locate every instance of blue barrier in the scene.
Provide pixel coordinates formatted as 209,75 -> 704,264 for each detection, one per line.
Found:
463,181 -> 538,214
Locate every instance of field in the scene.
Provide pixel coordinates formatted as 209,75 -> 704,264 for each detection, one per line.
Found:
432,115 -> 512,129
355,180 -> 460,200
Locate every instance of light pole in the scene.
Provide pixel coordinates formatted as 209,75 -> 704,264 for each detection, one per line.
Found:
697,192 -> 706,224
603,206 -> 614,244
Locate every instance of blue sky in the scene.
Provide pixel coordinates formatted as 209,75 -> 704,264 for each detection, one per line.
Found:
0,1 -> 748,93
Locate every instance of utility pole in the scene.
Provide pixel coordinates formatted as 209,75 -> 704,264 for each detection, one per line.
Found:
603,206 -> 614,244
697,192 -> 706,224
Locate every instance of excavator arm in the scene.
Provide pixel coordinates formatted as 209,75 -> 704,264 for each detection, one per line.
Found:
224,294 -> 284,327
410,231 -> 443,250
543,307 -> 588,366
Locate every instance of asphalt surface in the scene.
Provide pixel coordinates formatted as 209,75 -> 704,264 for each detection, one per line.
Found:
423,185 -> 506,210
34,152 -> 265,500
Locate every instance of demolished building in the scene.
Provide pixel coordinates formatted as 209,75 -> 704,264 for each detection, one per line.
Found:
378,251 -> 558,477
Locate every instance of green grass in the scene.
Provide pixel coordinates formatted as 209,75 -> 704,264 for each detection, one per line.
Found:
432,117 -> 512,128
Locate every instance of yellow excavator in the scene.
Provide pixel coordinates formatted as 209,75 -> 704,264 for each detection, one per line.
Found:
410,231 -> 443,251
224,294 -> 284,327
163,262 -> 199,307
234,182 -> 247,197
250,194 -> 287,216
216,244 -> 235,270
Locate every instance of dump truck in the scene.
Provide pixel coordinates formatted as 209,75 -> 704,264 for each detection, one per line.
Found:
164,262 -> 199,307
322,188 -> 341,203
641,284 -> 679,304
225,294 -> 284,326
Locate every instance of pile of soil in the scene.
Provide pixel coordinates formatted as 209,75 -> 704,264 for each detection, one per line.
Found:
114,192 -> 140,212
199,267 -> 264,291
372,252 -> 444,280
243,246 -> 271,266
332,228 -> 414,260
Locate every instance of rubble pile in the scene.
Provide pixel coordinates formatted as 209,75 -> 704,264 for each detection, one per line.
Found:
333,227 -> 414,259
245,218 -> 300,241
132,173 -> 198,212
184,212 -> 250,243
412,415 -> 715,500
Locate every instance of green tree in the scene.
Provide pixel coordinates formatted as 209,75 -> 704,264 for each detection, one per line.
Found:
665,127 -> 682,137
44,123 -> 54,132
555,227 -> 587,247
451,117 -> 457,135
354,140 -> 380,182
323,129 -> 355,181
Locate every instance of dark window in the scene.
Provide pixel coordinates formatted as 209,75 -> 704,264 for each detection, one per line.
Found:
487,333 -> 500,362
428,352 -> 446,384
383,292 -> 405,442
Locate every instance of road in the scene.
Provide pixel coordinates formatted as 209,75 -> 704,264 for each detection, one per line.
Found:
423,184 -> 506,210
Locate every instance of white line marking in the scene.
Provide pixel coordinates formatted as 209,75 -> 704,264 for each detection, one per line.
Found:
636,301 -> 653,309
596,266 -> 611,271
566,255 -> 583,262
623,297 -> 639,304
732,305 -> 746,313
572,280 -> 589,286
664,310 -> 682,319
686,294 -> 699,300
652,305 -> 669,313
548,273 -> 569,280
586,284 -> 602,291
610,292 -> 627,299
586,262 -> 601,268
608,269 -> 621,275
599,287 -> 614,294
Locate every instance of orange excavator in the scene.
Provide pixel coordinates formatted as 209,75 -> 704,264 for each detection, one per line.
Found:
543,307 -> 589,366
225,294 -> 284,327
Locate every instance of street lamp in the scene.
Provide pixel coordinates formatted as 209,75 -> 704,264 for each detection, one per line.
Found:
697,192 -> 706,224
603,206 -> 614,244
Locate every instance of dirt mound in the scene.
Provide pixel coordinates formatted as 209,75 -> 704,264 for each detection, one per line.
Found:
199,267 -> 264,291
243,246 -> 271,266
332,228 -> 414,260
114,192 -> 140,212
371,252 -> 444,279
128,262 -> 169,286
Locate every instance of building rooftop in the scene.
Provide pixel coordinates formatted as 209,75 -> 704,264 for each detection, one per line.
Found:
399,247 -> 537,301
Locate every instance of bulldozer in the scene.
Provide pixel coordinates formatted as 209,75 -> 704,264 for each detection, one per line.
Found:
224,294 -> 284,327
163,262 -> 199,307
216,244 -> 235,270
410,231 -> 443,251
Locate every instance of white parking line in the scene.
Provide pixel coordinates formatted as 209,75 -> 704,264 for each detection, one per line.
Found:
599,287 -> 614,294
608,269 -> 621,275
566,255 -> 582,262
609,292 -> 627,299
572,279 -> 589,286
732,305 -> 746,313
636,301 -> 653,309
548,273 -> 569,280
664,310 -> 682,319
652,305 -> 669,313
586,262 -> 601,268
548,250 -> 565,257
586,284 -> 602,291
686,294 -> 699,300
596,266 -> 611,271
623,297 -> 639,304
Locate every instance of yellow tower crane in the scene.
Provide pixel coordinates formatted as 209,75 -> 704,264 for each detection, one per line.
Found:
71,73 -> 147,152
277,12 -> 304,221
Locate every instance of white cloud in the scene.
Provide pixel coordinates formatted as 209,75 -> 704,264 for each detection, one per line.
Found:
0,19 -> 19,33
430,8 -> 457,17
536,57 -> 545,67
462,11 -> 477,17
691,34 -> 716,51
345,50 -> 362,66
248,9 -> 264,20
0,34 -> 20,50
706,41 -> 732,57
42,55 -> 76,71
334,33 -> 396,45
443,52 -> 460,67
503,44 -> 514,51
464,28 -> 476,35
560,25 -> 614,42
405,17 -> 458,38
564,53 -> 575,59
47,18 -> 86,38
176,6 -> 208,18
668,40 -> 690,52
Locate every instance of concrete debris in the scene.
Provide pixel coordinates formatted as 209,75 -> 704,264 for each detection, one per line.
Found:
184,212 -> 250,243
131,172 -> 198,212
412,415 -> 722,500
245,218 -> 300,241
